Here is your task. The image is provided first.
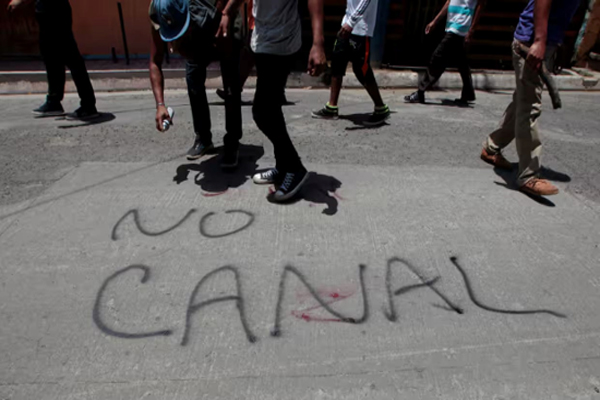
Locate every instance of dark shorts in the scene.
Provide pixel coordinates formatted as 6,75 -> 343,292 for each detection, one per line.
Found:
330,34 -> 371,77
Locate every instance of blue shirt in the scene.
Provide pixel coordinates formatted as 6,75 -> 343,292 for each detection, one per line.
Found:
514,0 -> 581,45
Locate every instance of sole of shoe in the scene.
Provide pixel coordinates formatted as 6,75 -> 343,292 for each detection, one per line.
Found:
32,110 -> 65,116
272,172 -> 310,202
253,175 -> 276,185
311,113 -> 339,120
66,113 -> 100,121
454,100 -> 471,107
519,186 -> 559,196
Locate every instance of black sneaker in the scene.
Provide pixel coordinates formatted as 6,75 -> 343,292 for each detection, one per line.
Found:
273,168 -> 309,202
32,101 -> 64,116
458,92 -> 476,103
217,88 -> 252,106
453,98 -> 472,107
221,145 -> 239,170
252,168 -> 279,185
66,106 -> 99,121
404,91 -> 425,104
363,105 -> 391,127
216,89 -> 229,101
311,104 -> 339,120
455,94 -> 476,106
186,138 -> 214,160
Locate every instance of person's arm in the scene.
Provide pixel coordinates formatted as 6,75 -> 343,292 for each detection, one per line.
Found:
338,0 -> 373,39
149,27 -> 170,132
216,0 -> 245,37
425,0 -> 450,34
527,0 -> 552,70
307,0 -> 326,76
465,0 -> 486,44
7,0 -> 34,12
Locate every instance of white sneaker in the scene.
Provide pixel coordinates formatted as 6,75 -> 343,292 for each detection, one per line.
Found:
253,168 -> 279,184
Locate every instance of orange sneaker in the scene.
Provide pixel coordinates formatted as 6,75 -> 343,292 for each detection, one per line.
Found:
519,178 -> 559,196
480,147 -> 513,170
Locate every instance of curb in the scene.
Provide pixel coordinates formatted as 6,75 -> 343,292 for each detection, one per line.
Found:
0,68 -> 598,95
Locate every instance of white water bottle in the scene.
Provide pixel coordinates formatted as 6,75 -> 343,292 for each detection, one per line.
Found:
162,107 -> 175,132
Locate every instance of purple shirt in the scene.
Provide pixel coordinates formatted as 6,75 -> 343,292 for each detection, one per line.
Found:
514,0 -> 581,45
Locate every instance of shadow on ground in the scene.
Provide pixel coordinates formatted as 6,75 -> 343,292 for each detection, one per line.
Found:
413,99 -> 473,108
493,165 -> 572,207
208,92 -> 295,107
57,112 -> 116,129
173,144 -> 264,194
340,112 -> 392,131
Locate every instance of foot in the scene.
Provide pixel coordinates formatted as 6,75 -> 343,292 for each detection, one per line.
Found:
32,101 -> 64,116
311,104 -> 339,120
519,178 -> 559,196
220,145 -> 239,170
217,88 -> 252,105
454,99 -> 471,107
273,168 -> 309,202
252,168 -> 279,184
363,105 -> 391,127
480,147 -> 512,170
456,95 -> 476,104
66,106 -> 99,121
404,91 -> 425,104
186,138 -> 214,160
216,89 -> 228,101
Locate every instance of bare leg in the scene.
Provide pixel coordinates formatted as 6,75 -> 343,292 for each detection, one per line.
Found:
328,76 -> 343,106
364,80 -> 385,108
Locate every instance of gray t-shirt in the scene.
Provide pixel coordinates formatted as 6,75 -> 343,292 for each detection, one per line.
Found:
251,0 -> 302,55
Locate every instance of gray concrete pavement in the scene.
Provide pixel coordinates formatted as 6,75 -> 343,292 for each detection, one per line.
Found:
1,89 -> 600,400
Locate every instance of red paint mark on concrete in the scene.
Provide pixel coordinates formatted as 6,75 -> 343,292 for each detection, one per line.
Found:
268,186 -> 275,194
294,312 -> 344,323
291,286 -> 357,323
202,190 -> 228,197
296,286 -> 356,302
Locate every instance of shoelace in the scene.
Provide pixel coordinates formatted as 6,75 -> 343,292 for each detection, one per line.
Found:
264,169 -> 278,179
280,173 -> 295,191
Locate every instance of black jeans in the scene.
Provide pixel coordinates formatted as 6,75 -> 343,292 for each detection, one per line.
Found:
419,32 -> 475,100
35,7 -> 95,108
253,53 -> 302,172
331,35 -> 376,86
185,29 -> 242,148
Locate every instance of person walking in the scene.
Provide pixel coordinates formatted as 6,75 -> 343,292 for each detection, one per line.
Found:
7,0 -> 98,120
216,0 -> 290,106
150,0 -> 244,168
480,0 -> 581,197
311,0 -> 390,126
219,0 -> 326,202
404,0 -> 485,105
216,0 -> 255,103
